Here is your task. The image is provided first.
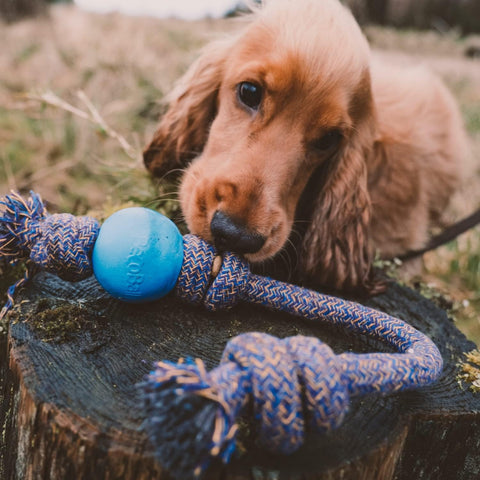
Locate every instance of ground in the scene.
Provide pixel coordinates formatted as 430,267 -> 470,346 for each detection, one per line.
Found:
1,4 -> 480,343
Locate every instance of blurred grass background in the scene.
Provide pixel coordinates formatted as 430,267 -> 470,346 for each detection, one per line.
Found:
1,4 -> 480,342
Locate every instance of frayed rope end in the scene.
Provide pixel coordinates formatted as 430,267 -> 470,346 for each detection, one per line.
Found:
139,358 -> 241,480
0,191 -> 46,264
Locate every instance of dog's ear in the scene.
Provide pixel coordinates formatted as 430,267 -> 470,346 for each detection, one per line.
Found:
143,39 -> 232,177
300,142 -> 373,292
300,73 -> 382,294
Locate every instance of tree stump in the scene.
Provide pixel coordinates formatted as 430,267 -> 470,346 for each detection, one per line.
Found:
1,272 -> 480,480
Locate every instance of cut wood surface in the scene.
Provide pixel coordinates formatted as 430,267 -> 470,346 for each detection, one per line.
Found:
1,272 -> 480,480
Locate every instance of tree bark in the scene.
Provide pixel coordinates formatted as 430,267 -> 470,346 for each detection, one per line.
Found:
1,272 -> 480,479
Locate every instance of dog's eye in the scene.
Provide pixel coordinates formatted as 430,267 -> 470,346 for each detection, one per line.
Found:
237,82 -> 263,110
312,130 -> 343,151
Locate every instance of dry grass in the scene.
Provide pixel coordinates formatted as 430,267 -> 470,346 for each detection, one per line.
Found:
0,4 -> 235,213
1,5 -> 480,342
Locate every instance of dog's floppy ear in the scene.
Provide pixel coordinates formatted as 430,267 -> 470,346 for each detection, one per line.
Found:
143,39 -> 232,177
300,73 -> 381,294
300,141 -> 373,292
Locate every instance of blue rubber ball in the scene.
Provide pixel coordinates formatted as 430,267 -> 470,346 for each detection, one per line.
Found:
92,207 -> 183,302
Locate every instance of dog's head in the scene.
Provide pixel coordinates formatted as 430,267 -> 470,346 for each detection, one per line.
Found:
144,0 -> 378,292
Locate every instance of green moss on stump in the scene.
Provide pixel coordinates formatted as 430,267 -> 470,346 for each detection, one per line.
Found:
26,298 -> 107,343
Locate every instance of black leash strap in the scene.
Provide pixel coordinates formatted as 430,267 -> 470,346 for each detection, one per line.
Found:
399,207 -> 480,261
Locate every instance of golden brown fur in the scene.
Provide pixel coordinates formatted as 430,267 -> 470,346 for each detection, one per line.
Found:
143,0 -> 468,293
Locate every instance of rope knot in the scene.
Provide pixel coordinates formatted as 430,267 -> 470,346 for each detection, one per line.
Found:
176,235 -> 250,311
141,332 -> 352,479
31,213 -> 99,281
286,335 -> 350,431
204,251 -> 249,311
223,333 -> 350,454
175,234 -> 216,305
0,191 -> 99,281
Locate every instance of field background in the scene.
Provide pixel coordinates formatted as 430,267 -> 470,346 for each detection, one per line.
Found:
1,4 -> 480,342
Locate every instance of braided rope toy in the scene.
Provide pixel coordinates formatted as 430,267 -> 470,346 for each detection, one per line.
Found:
0,191 -> 443,479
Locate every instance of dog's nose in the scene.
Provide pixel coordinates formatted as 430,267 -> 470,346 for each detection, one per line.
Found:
210,211 -> 266,254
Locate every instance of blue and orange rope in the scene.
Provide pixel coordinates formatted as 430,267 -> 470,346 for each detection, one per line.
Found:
0,191 -> 443,480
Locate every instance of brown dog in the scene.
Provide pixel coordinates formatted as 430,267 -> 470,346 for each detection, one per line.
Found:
143,0 -> 468,293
